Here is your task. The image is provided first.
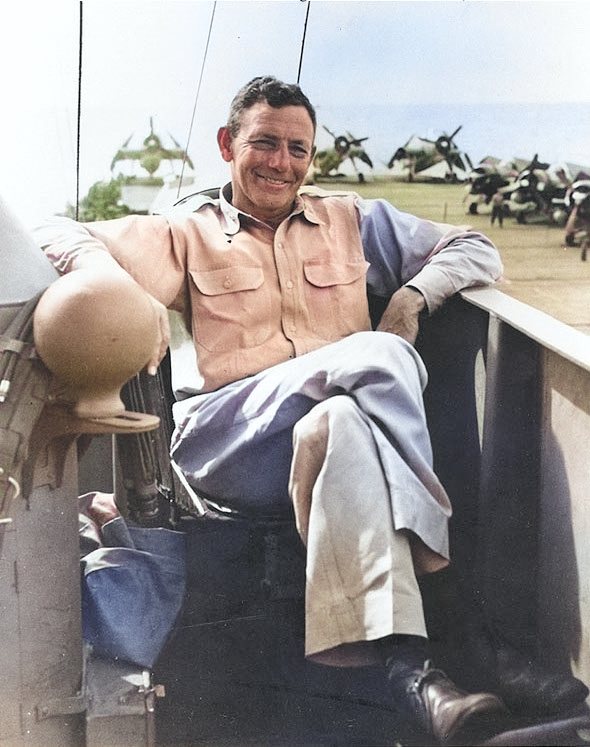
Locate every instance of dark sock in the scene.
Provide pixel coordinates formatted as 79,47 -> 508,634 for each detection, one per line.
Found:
376,635 -> 429,681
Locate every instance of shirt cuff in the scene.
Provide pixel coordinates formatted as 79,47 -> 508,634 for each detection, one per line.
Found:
405,265 -> 459,312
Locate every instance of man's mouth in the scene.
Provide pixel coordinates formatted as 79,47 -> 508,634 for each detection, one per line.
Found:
257,173 -> 290,187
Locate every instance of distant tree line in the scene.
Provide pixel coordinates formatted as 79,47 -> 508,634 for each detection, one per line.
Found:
63,179 -> 130,222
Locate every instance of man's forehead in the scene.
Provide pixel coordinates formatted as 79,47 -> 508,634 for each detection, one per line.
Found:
240,102 -> 314,137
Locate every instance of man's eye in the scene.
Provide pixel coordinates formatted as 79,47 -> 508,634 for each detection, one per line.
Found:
251,139 -> 275,150
289,145 -> 309,159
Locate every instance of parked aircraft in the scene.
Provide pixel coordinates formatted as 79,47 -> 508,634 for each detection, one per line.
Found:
504,155 -> 572,224
464,157 -> 521,215
309,126 -> 373,182
387,126 -> 472,182
111,118 -> 194,176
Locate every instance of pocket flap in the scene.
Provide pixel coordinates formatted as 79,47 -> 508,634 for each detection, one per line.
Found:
190,266 -> 264,296
303,260 -> 370,288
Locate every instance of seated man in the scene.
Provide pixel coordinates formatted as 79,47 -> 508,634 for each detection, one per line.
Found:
35,76 -> 587,744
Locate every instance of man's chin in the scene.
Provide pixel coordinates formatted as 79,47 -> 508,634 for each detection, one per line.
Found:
259,192 -> 295,212
251,198 -> 294,225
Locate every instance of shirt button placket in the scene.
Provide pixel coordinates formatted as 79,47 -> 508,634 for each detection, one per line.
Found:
275,235 -> 298,341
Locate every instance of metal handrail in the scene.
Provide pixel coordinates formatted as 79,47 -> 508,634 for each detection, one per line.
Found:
462,285 -> 590,372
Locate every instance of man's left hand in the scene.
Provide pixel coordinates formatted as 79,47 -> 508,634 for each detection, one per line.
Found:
376,286 -> 426,346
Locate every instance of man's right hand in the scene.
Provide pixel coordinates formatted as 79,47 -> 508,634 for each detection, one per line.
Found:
146,293 -> 171,375
376,285 -> 426,346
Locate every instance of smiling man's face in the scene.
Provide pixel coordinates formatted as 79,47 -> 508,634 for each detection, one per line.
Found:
217,101 -> 315,228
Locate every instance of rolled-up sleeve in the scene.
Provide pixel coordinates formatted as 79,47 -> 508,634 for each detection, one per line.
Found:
357,197 -> 503,312
33,216 -> 110,274
33,214 -> 187,308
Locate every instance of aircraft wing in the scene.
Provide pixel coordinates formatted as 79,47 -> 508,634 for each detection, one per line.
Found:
416,161 -> 469,181
404,135 -> 436,154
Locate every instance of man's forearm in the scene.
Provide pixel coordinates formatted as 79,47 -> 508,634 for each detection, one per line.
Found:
33,216 -> 112,275
376,285 -> 426,345
68,245 -> 132,278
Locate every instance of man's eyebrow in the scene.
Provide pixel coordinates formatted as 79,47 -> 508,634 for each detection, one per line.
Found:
253,133 -> 308,143
286,136 -> 313,149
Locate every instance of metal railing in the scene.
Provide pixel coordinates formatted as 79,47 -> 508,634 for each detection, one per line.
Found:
462,286 -> 590,690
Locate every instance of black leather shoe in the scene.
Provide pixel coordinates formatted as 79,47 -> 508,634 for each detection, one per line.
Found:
476,641 -> 589,716
391,660 -> 506,745
448,618 -> 590,717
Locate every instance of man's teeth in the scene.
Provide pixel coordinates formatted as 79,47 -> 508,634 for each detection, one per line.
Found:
261,175 -> 287,185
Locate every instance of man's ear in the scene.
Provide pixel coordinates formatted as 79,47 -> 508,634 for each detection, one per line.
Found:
217,127 -> 233,163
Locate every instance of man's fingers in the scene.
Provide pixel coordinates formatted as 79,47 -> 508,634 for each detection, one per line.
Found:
147,299 -> 171,375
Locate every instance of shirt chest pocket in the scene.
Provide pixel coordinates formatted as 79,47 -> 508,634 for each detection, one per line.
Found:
189,266 -> 272,352
302,259 -> 371,334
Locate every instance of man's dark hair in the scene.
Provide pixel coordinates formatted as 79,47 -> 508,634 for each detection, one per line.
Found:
227,76 -> 316,137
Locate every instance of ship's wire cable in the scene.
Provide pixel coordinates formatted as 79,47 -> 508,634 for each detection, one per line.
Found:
177,1 -> 217,198
297,0 -> 311,85
76,1 -> 83,220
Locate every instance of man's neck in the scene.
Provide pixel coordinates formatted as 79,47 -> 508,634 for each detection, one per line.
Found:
223,185 -> 295,228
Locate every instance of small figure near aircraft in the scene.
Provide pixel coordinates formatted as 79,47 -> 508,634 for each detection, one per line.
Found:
387,126 -> 471,182
564,178 -> 590,260
309,126 -> 373,183
490,190 -> 507,228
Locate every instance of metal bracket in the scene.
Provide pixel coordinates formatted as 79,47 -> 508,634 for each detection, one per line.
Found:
116,671 -> 166,714
36,692 -> 86,722
34,641 -> 88,723
0,466 -> 20,529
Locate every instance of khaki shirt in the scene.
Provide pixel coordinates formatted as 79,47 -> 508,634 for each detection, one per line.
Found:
167,188 -> 372,391
36,185 -> 502,393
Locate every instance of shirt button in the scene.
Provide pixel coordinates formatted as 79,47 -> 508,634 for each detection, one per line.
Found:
223,277 -> 232,289
286,280 -> 294,289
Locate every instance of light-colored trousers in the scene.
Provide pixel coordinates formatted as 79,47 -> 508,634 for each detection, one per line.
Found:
171,331 -> 451,666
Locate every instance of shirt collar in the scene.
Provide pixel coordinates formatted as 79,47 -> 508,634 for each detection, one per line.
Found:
295,192 -> 323,226
219,182 -> 322,232
219,183 -> 241,236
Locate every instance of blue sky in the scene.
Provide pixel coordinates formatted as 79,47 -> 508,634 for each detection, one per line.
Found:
2,0 -> 590,226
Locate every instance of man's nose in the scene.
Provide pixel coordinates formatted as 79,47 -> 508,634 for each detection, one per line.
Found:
268,143 -> 290,170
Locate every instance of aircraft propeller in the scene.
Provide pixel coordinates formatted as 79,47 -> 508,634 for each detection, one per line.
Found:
323,126 -> 370,157
311,126 -> 373,181
387,126 -> 469,179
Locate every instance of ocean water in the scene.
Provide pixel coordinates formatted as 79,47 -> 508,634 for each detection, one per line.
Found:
312,101 -> 590,176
